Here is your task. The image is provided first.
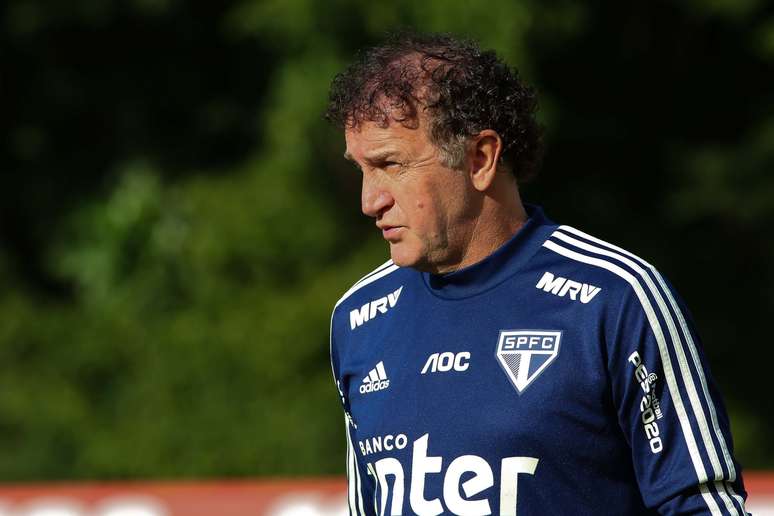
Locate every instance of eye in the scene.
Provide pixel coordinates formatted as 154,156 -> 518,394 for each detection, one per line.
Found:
382,161 -> 401,170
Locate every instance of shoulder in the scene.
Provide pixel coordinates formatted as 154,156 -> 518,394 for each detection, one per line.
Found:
532,224 -> 688,351
333,259 -> 403,309
534,224 -> 669,306
330,258 -> 411,329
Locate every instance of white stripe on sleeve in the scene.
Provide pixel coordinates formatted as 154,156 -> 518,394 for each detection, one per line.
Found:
558,225 -> 739,483
346,419 -> 358,515
542,239 -> 723,516
551,231 -> 726,480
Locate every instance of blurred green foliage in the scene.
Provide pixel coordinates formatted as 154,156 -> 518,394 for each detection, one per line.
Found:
1,0 -> 773,479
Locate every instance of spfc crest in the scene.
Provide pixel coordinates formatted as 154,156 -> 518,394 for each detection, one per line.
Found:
495,330 -> 562,394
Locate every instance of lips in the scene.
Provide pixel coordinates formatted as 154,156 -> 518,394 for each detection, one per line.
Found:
379,225 -> 404,240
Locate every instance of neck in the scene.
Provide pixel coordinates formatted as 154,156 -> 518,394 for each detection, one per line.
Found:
436,181 -> 527,274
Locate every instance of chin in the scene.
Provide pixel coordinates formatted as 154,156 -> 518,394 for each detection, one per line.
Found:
388,243 -> 421,269
389,243 -> 434,272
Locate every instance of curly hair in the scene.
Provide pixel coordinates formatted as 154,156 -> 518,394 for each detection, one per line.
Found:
325,31 -> 543,183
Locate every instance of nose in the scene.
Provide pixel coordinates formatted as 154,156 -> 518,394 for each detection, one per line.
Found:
361,171 -> 394,218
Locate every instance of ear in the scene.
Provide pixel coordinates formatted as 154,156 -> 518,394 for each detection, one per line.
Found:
469,129 -> 503,192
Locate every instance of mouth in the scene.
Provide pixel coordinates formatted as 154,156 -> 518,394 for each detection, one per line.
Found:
378,225 -> 404,241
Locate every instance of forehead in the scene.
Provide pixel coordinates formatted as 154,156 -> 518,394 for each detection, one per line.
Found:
344,117 -> 431,160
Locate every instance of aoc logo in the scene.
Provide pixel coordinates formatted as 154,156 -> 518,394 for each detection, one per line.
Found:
350,286 -> 403,329
495,330 -> 562,394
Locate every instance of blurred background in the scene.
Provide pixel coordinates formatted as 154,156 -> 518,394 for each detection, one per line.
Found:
2,0 -> 773,513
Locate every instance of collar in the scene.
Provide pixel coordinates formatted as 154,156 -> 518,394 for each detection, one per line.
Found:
421,204 -> 556,300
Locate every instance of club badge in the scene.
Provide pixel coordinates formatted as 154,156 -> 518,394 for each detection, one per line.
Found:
495,330 -> 562,394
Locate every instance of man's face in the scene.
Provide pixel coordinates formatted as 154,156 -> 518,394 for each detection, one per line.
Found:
344,117 -> 478,273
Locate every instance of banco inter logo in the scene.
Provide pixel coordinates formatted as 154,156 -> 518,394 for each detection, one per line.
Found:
360,361 -> 390,394
496,330 -> 562,394
350,286 -> 403,329
535,271 -> 601,303
368,433 -> 539,516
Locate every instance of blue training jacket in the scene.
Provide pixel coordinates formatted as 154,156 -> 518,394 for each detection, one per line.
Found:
329,205 -> 748,515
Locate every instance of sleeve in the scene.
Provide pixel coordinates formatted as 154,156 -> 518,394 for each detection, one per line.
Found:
607,271 -> 749,515
330,308 -> 378,516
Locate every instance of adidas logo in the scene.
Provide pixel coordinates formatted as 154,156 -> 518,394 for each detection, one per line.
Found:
359,361 -> 390,394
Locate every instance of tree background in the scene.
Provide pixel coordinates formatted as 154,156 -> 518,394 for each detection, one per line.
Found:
2,0 -> 772,480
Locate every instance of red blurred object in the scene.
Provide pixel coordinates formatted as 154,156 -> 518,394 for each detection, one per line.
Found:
0,478 -> 347,515
0,474 -> 771,515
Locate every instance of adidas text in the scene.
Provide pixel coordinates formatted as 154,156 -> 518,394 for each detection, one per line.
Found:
360,361 -> 390,394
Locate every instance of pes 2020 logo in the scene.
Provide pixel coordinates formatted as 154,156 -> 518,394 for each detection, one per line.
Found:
495,330 -> 562,394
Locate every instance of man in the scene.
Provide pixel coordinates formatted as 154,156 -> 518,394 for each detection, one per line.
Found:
326,31 -> 748,515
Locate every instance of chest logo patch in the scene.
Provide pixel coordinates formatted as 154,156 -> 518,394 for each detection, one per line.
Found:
360,361 -> 390,394
349,286 -> 403,330
495,330 -> 562,394
536,271 -> 601,303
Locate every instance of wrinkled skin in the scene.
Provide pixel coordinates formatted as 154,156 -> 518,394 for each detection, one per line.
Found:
344,116 -> 526,274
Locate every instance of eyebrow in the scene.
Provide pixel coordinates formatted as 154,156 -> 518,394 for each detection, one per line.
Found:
343,150 -> 400,163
